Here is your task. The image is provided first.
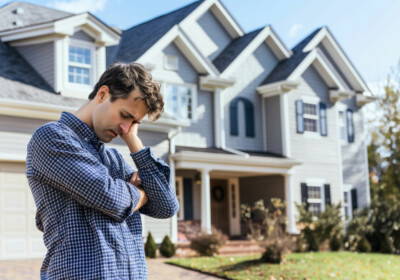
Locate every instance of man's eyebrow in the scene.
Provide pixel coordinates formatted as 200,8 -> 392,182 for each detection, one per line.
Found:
122,110 -> 136,120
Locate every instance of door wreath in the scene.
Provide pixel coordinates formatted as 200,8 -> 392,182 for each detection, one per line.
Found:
212,186 -> 225,202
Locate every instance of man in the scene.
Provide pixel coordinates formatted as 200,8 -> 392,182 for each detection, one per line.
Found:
26,62 -> 179,279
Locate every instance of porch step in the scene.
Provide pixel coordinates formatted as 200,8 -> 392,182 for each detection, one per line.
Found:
176,240 -> 264,257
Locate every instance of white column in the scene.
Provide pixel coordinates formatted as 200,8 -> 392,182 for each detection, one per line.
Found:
200,168 -> 212,234
227,178 -> 240,236
280,93 -> 291,157
214,89 -> 226,148
169,159 -> 178,243
96,44 -> 106,80
284,173 -> 297,234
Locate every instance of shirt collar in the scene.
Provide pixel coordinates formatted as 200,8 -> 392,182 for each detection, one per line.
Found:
59,111 -> 103,149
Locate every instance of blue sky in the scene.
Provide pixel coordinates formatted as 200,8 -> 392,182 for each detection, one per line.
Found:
4,0 -> 400,93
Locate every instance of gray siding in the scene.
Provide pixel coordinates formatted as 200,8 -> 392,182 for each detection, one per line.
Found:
287,65 -> 342,205
340,98 -> 370,208
71,30 -> 95,42
196,10 -> 232,60
265,96 -> 283,154
224,43 -> 278,151
16,42 -> 54,89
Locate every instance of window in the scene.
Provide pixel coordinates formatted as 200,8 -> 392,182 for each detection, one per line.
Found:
164,55 -> 179,70
303,103 -> 318,132
164,83 -> 194,120
306,185 -> 322,215
343,191 -> 350,220
175,177 -> 184,220
229,97 -> 255,137
68,44 -> 93,85
338,111 -> 347,142
301,182 -> 331,216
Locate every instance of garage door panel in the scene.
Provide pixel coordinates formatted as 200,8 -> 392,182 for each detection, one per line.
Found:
29,237 -> 46,256
2,238 -> 27,258
2,214 -> 27,233
1,190 -> 27,211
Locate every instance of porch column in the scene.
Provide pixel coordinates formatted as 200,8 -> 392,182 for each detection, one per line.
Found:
284,173 -> 298,233
200,168 -> 212,234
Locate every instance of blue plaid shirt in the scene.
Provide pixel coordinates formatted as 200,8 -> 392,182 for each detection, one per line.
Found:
26,112 -> 179,279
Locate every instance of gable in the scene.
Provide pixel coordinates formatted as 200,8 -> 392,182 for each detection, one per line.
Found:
71,30 -> 94,43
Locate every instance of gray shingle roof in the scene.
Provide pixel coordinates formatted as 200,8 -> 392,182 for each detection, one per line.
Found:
0,39 -> 83,107
212,27 -> 263,72
106,0 -> 203,65
175,145 -> 285,158
0,1 -> 73,31
262,27 -> 322,85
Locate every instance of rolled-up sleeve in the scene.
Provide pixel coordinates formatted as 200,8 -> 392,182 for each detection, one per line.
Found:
28,123 -> 141,223
129,147 -> 179,219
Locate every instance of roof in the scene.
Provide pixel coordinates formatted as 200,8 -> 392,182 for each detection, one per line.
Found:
262,27 -> 323,85
212,27 -> 263,72
0,1 -> 73,31
107,0 -> 203,65
0,39 -> 83,107
175,145 -> 285,158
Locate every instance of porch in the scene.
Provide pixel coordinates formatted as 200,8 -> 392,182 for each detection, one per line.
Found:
171,146 -> 301,242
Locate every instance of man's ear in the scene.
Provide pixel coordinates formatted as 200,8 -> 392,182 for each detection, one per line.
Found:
95,85 -> 110,103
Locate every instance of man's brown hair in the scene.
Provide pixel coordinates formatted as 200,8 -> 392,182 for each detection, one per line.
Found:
88,62 -> 163,121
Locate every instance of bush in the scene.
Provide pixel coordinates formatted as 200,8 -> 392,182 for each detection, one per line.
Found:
297,203 -> 344,252
190,229 -> 227,256
356,236 -> 372,253
159,235 -> 176,258
145,232 -> 157,258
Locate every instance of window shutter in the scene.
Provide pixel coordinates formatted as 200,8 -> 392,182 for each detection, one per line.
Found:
296,100 -> 304,134
244,100 -> 255,137
183,178 -> 193,220
351,188 -> 358,212
301,183 -> 309,209
324,184 -> 331,206
319,102 -> 328,136
229,100 -> 239,136
346,109 -> 355,143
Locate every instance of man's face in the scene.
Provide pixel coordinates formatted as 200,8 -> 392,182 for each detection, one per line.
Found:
91,86 -> 148,143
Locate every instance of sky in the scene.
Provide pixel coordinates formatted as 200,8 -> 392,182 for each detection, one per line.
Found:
2,0 -> 400,94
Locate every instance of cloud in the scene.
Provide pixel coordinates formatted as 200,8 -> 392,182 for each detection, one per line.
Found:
288,23 -> 303,38
48,0 -> 108,14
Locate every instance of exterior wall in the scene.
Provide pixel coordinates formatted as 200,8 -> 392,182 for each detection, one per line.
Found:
340,98 -> 370,208
16,42 -> 54,88
239,175 -> 285,206
287,65 -> 343,207
182,10 -> 231,60
71,30 -> 95,42
151,42 -> 215,148
265,95 -> 283,154
224,43 -> 278,151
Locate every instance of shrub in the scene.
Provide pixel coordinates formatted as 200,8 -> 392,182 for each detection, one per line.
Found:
356,236 -> 372,253
190,229 -> 227,256
145,232 -> 157,258
159,235 -> 176,258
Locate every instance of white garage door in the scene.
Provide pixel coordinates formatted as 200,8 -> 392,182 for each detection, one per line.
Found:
0,162 -> 46,260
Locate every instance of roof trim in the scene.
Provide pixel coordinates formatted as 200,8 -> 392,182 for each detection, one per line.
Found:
220,26 -> 291,78
302,27 -> 370,93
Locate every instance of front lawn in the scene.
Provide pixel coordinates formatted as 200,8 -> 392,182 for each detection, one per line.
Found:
167,252 -> 400,280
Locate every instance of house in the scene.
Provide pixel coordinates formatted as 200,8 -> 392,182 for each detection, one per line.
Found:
0,0 -> 375,260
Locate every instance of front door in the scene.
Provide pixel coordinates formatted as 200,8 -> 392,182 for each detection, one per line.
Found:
210,179 -> 229,235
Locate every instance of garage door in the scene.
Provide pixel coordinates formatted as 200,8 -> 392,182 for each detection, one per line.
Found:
0,162 -> 46,260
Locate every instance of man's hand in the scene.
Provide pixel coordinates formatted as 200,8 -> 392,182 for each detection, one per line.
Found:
130,172 -> 148,212
120,122 -> 145,153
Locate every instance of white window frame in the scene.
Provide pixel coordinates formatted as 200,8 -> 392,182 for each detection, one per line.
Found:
305,178 -> 327,215
343,184 -> 353,220
301,96 -> 321,138
336,103 -> 347,145
161,81 -> 197,121
175,177 -> 184,220
66,38 -> 96,89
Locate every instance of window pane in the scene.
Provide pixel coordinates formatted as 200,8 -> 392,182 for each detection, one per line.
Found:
304,118 -> 318,132
68,66 -> 90,85
308,186 -> 321,199
304,103 -> 317,115
69,46 -> 91,65
165,84 -> 192,119
309,203 -> 321,215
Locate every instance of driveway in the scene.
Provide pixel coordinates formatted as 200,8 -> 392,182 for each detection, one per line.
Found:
0,258 -> 220,280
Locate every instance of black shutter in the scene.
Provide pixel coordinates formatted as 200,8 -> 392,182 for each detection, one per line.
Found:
319,102 -> 328,136
324,184 -> 331,206
351,188 -> 358,212
244,100 -> 255,137
346,109 -> 355,143
229,99 -> 239,136
183,178 -> 193,220
296,100 -> 304,134
301,183 -> 309,209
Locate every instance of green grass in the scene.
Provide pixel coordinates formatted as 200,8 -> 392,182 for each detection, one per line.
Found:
167,252 -> 400,280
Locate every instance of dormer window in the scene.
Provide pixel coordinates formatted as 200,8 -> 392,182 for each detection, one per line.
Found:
68,41 -> 95,86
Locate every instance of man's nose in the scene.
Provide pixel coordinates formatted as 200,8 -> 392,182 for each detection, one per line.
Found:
119,122 -> 131,134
